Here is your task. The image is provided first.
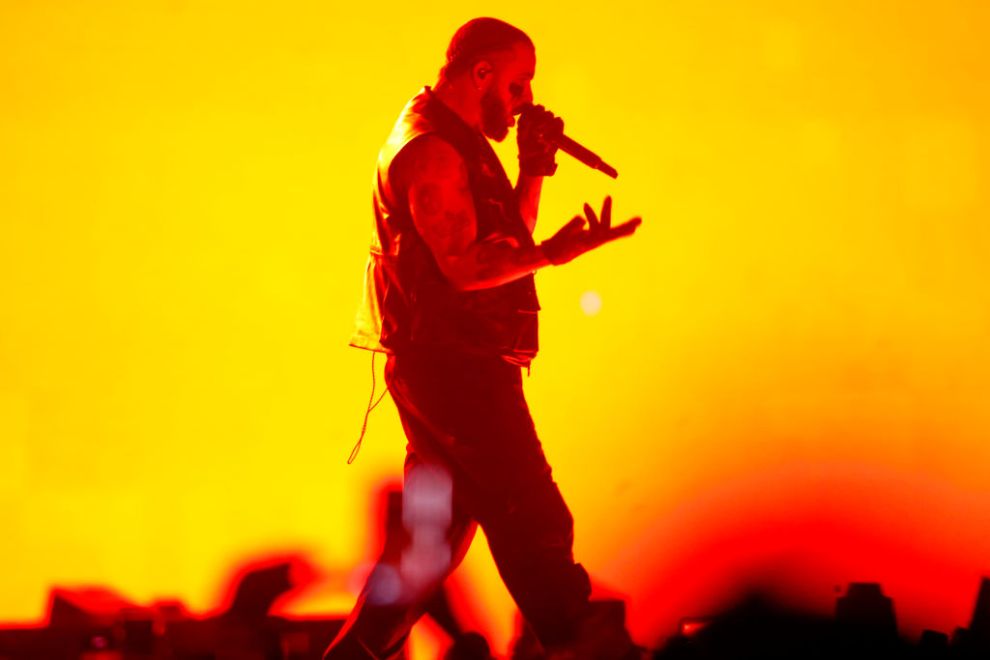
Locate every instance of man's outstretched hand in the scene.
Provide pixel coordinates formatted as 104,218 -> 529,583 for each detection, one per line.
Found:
540,196 -> 642,266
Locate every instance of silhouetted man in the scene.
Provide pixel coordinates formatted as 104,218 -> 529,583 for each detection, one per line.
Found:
331,17 -> 642,660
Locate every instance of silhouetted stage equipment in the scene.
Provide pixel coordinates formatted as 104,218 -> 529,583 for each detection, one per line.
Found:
0,576 -> 344,659
965,576 -> 990,650
654,578 -> 990,660
6,575 -> 990,658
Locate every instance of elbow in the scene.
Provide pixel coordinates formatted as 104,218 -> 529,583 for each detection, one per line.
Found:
447,276 -> 475,292
447,272 -> 488,292
439,261 -> 481,292
437,253 -> 507,291
444,266 -> 497,292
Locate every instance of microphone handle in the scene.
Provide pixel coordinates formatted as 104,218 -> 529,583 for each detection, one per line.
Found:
555,133 -> 619,179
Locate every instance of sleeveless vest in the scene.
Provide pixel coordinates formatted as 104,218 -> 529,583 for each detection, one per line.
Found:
349,87 -> 540,366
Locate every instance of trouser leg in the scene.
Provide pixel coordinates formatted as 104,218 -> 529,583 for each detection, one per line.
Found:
480,470 -> 591,647
323,453 -> 477,660
382,351 -> 594,651
326,348 -> 633,659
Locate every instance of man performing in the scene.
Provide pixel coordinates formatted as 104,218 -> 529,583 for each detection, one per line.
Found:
332,17 -> 642,660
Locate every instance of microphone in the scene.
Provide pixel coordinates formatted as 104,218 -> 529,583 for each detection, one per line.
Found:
519,104 -> 619,179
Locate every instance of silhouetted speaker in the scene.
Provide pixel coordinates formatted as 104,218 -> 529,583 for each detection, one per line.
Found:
835,582 -> 897,638
968,576 -> 990,647
225,563 -> 294,621
121,617 -> 155,654
48,587 -> 135,628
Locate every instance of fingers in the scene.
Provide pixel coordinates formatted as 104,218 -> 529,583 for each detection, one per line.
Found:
601,196 -> 612,230
583,202 -> 599,230
583,196 -> 614,234
588,217 -> 641,250
521,105 -> 559,136
561,215 -> 586,236
531,105 -> 549,139
572,194 -> 641,250
520,104 -> 544,122
544,216 -> 589,265
607,217 -> 642,239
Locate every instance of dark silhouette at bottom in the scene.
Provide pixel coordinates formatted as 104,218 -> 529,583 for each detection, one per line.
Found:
2,572 -> 989,659
653,579 -> 990,660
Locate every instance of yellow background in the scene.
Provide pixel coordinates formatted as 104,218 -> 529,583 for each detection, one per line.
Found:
2,0 -> 989,656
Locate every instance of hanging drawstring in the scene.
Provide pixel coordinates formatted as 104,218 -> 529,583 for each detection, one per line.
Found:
347,351 -> 389,464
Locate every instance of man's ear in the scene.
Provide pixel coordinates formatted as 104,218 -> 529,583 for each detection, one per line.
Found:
471,59 -> 494,91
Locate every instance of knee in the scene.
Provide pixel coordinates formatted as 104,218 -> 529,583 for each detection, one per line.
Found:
371,463 -> 476,605
487,478 -> 575,552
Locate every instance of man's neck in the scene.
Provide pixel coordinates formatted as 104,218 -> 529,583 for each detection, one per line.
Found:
432,80 -> 483,134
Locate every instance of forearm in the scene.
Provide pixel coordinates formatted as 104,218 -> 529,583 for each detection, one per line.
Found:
447,239 -> 550,291
515,173 -> 544,234
404,137 -> 555,291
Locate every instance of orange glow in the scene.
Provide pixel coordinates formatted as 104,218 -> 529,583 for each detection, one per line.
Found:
2,2 -> 990,657
679,619 -> 711,637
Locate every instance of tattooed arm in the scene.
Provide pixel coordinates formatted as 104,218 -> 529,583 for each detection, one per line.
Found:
396,136 -> 642,291
399,135 -> 550,291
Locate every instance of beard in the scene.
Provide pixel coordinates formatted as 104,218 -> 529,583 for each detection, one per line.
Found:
480,87 -> 511,142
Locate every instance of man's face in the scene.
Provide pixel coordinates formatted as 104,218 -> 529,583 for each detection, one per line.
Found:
479,41 -> 536,142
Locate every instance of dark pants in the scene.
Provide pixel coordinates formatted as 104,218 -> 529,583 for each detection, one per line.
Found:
324,350 -> 592,659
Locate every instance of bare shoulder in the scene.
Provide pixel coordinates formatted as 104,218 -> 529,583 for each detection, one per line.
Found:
394,134 -> 466,188
398,135 -> 476,277
401,134 -> 472,222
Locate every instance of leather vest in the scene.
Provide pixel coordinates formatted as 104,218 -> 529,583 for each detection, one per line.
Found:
350,87 -> 540,366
